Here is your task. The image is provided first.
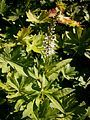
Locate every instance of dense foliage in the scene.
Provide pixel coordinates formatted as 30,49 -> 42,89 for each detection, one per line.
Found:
0,0 -> 90,120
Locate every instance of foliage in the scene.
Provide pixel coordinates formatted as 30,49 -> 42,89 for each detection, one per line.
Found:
0,0 -> 90,120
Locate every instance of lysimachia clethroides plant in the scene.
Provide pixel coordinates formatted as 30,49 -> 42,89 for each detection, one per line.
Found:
0,1 -> 88,120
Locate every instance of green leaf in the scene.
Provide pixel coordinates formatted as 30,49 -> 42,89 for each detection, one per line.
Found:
28,69 -> 37,79
26,10 -> 39,23
78,76 -> 86,86
84,9 -> 90,21
26,33 -> 44,53
0,56 -> 27,76
38,10 -> 50,23
1,62 -> 10,73
34,66 -> 38,78
32,46 -> 42,53
84,51 -> 90,59
58,88 -> 74,98
76,27 -> 83,39
0,81 -> 9,91
0,56 -> 5,62
7,78 -> 19,91
0,98 -> 6,105
22,101 -> 38,120
15,99 -> 25,112
42,74 -> 48,89
48,72 -> 58,81
56,114 -> 73,120
26,10 -> 50,23
61,64 -> 77,80
7,92 -> 21,99
8,61 -> 27,77
16,27 -> 32,41
47,59 -> 72,77
87,107 -> 90,118
56,59 -> 72,70
24,83 -> 33,92
19,76 -> 26,90
45,94 -> 64,113
8,15 -> 19,21
35,96 -> 41,107
0,0 -> 7,15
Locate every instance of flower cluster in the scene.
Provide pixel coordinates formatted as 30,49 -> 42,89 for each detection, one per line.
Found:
43,24 -> 56,56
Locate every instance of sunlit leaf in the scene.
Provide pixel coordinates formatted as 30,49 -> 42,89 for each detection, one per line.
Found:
0,81 -> 9,91
58,88 -> 75,98
26,10 -> 39,23
47,59 -> 72,77
87,107 -> 90,118
42,74 -> 48,89
7,92 -> 21,99
15,99 -> 25,112
8,61 -> 27,77
84,51 -> 90,59
22,101 -> 38,120
35,96 -> 41,107
45,94 -> 64,113
8,15 -> 19,21
7,78 -> 19,91
61,64 -> 77,80
28,69 -> 37,79
34,66 -> 38,78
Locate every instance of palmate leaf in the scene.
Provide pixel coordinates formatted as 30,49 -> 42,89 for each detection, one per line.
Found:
61,64 -> 77,80
26,33 -> 44,53
23,83 -> 39,95
16,27 -> 32,41
48,73 -> 58,81
26,10 -> 50,23
45,94 -> 64,113
28,69 -> 37,79
26,10 -> 39,23
22,101 -> 38,120
7,72 -> 22,92
16,27 -> 44,53
16,28 -> 44,53
7,78 -> 19,91
0,56 -> 27,76
46,59 -> 72,80
8,61 -> 27,77
47,59 -> 72,75
53,88 -> 74,99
